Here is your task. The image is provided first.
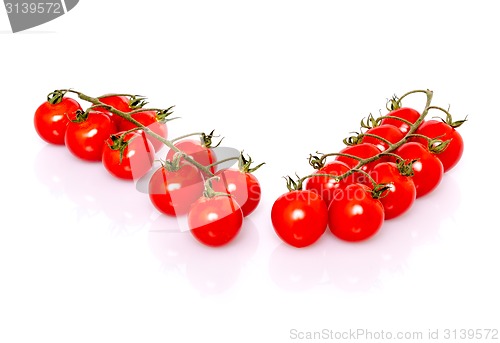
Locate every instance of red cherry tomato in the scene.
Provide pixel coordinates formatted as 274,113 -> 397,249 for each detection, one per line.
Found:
166,140 -> 216,174
118,110 -> 168,152
360,124 -> 405,151
414,120 -> 464,172
271,190 -> 328,248
328,183 -> 384,242
94,95 -> 130,113
394,142 -> 443,198
102,131 -> 155,180
369,162 -> 416,219
380,107 -> 421,134
304,161 -> 351,206
211,169 -> 261,217
64,111 -> 117,161
148,163 -> 204,216
188,195 -> 244,247
34,97 -> 82,145
335,143 -> 382,172
94,95 -> 132,128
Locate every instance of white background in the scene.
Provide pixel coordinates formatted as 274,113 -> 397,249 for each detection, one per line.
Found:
1,1 -> 499,342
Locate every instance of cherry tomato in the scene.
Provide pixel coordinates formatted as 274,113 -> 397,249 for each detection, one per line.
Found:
413,120 -> 464,172
360,124 -> 405,151
102,131 -> 155,180
34,97 -> 82,145
93,95 -> 132,129
304,161 -> 351,206
166,140 -> 216,173
211,169 -> 261,217
328,183 -> 384,242
64,111 -> 117,161
271,190 -> 328,248
369,162 -> 416,219
394,142 -> 443,198
118,110 -> 168,152
188,195 -> 244,247
380,107 -> 421,134
335,143 -> 382,172
148,163 -> 204,216
94,95 -> 130,114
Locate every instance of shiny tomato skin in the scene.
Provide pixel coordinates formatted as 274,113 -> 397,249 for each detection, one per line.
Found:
188,196 -> 244,247
212,169 -> 261,217
361,124 -> 405,151
304,161 -> 351,206
394,142 -> 444,198
380,107 -> 421,134
166,140 -> 216,173
414,120 -> 464,172
94,95 -> 131,113
328,183 -> 384,242
118,111 -> 168,152
34,98 -> 82,145
64,111 -> 117,161
102,132 -> 155,180
271,190 -> 328,248
369,162 -> 416,219
335,143 -> 382,172
94,96 -> 131,128
148,164 -> 204,216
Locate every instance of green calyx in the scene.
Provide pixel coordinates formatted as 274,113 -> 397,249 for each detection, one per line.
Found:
428,137 -> 451,154
360,113 -> 379,130
201,130 -> 223,148
161,152 -> 186,172
106,133 -> 135,164
284,175 -> 303,191
203,176 -> 231,198
47,90 -> 66,105
428,105 -> 468,128
238,152 -> 265,173
156,105 -> 176,123
396,158 -> 418,177
386,95 -> 401,111
442,112 -> 468,128
69,109 -> 89,123
308,154 -> 325,169
371,183 -> 392,199
343,132 -> 364,146
128,96 -> 148,110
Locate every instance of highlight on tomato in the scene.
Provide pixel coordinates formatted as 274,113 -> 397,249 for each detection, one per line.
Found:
271,186 -> 328,248
64,110 -> 117,161
328,183 -> 385,242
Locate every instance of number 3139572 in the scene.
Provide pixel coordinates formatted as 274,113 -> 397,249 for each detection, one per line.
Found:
5,2 -> 62,14
444,329 -> 498,340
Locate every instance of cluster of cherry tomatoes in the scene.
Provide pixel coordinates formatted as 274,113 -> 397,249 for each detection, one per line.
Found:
271,90 -> 466,248
34,90 -> 263,247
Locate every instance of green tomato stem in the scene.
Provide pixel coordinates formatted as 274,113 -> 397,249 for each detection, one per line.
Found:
295,89 -> 435,189
61,89 -> 215,177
